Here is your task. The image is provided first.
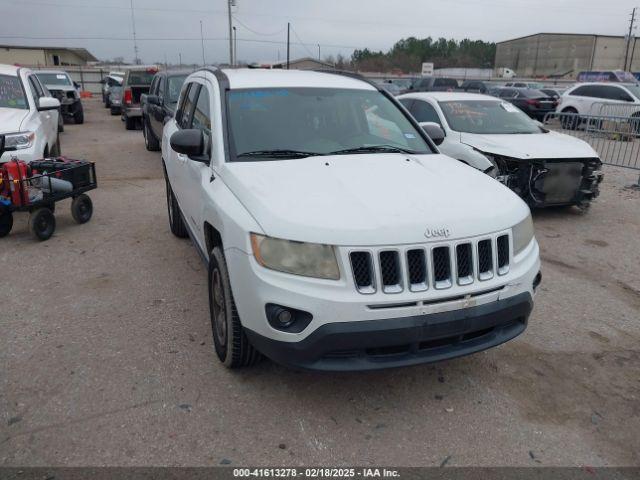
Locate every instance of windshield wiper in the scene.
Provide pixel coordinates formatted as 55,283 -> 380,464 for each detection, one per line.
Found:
236,149 -> 325,160
328,145 -> 419,155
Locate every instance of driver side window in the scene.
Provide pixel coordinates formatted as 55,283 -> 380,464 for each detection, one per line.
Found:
410,100 -> 442,127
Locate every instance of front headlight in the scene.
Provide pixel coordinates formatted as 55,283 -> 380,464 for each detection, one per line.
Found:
512,214 -> 534,256
250,233 -> 340,280
4,131 -> 35,150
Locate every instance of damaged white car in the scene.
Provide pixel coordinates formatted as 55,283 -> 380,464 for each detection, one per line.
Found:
398,92 -> 603,210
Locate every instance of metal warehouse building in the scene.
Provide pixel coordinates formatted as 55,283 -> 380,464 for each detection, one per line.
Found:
495,33 -> 640,78
0,45 -> 98,67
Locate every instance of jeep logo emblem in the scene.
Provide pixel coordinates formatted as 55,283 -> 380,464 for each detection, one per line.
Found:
425,227 -> 451,238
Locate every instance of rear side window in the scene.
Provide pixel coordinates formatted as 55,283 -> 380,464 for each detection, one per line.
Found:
410,100 -> 442,126
127,70 -> 155,86
598,86 -> 633,101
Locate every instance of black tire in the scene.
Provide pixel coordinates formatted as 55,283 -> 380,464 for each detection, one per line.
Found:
71,194 -> 93,224
105,97 -> 111,108
50,134 -> 61,157
29,208 -> 56,241
110,106 -> 120,116
144,118 -> 160,151
165,177 -> 188,238
0,211 -> 13,238
561,108 -> 579,130
125,115 -> 136,130
74,103 -> 84,124
58,109 -> 64,133
208,246 -> 261,368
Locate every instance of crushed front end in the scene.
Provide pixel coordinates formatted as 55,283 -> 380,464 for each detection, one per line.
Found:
48,89 -> 82,118
488,154 -> 604,209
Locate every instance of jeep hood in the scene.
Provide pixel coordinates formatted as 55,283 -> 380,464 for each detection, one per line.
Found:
0,108 -> 29,134
221,154 -> 529,246
460,131 -> 598,160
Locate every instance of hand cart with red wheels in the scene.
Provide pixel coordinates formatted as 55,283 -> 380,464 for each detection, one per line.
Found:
0,135 -> 97,241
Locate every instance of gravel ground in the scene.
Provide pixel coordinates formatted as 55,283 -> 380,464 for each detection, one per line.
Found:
1,98 -> 639,467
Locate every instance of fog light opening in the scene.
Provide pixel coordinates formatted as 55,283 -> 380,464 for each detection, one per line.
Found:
265,303 -> 313,333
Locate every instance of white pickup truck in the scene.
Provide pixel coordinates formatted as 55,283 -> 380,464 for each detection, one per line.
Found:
162,68 -> 541,371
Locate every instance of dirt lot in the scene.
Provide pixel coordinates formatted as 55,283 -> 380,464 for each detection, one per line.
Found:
1,98 -> 639,467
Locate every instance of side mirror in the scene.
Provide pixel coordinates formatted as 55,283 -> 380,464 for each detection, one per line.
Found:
38,97 -> 61,112
170,129 -> 210,164
420,122 -> 445,146
147,95 -> 161,106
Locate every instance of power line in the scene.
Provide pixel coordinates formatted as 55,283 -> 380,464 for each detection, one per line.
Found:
290,25 -> 316,59
0,34 -> 363,50
232,16 -> 287,37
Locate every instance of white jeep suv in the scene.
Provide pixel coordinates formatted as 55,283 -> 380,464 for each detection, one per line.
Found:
162,68 -> 541,371
0,64 -> 61,163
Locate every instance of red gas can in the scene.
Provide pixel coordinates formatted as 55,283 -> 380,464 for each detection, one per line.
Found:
1,159 -> 30,206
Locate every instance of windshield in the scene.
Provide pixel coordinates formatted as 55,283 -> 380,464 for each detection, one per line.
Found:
227,88 -> 432,160
167,75 -> 187,103
439,100 -> 541,134
127,71 -> 155,86
0,74 -> 28,109
36,73 -> 72,86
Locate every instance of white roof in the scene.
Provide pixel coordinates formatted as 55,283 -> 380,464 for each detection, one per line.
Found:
0,64 -> 22,76
222,68 -> 375,91
400,92 -> 498,102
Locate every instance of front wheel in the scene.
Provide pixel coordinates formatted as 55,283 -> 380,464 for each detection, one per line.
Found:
29,208 -> 56,241
50,134 -> 61,157
71,194 -> 93,224
208,246 -> 261,368
165,177 -> 188,238
74,103 -> 84,124
0,211 -> 13,238
144,119 -> 160,151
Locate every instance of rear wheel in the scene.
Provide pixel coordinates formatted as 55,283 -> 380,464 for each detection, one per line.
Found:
208,246 -> 261,368
144,118 -> 160,151
71,194 -> 93,224
29,208 -> 56,241
0,211 -> 13,238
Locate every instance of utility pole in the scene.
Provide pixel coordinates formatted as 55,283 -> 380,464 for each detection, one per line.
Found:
233,26 -> 237,66
286,22 -> 290,69
129,0 -> 139,64
200,21 -> 206,66
624,7 -> 637,71
179,53 -> 182,68
228,0 -> 234,66
318,44 -> 321,61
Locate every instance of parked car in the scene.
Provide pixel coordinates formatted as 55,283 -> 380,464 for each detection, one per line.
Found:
557,82 -> 640,118
406,76 -> 459,93
539,88 -> 563,100
576,70 -> 637,83
121,66 -> 158,130
141,71 -> 188,151
459,80 -> 495,94
35,70 -> 83,124
0,64 -> 61,163
102,75 -> 123,108
397,92 -> 603,210
504,82 -> 545,89
162,68 -> 541,370
374,80 -> 402,96
108,85 -> 123,116
491,87 -> 557,120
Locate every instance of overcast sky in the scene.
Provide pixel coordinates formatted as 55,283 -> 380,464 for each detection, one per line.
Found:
1,0 -> 639,65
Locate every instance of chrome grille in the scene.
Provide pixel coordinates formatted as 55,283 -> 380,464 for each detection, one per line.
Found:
349,233 -> 510,294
